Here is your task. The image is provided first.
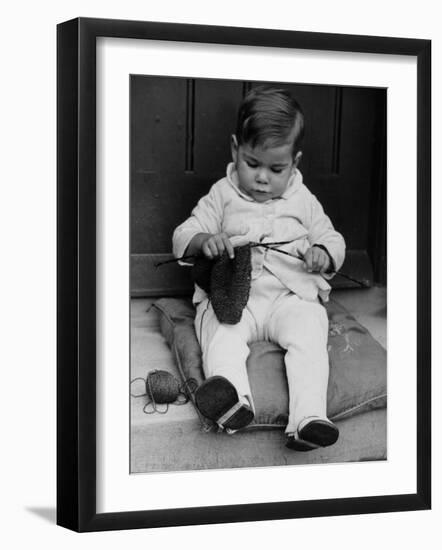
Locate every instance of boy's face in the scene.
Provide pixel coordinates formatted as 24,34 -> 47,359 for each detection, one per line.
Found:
231,136 -> 301,203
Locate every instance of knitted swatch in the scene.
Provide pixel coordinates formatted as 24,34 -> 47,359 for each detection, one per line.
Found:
192,244 -> 252,324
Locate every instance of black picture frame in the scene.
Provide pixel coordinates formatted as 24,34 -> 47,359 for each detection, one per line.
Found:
57,17 -> 431,532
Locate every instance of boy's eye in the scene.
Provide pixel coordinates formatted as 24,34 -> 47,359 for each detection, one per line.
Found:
271,167 -> 283,174
246,161 -> 258,168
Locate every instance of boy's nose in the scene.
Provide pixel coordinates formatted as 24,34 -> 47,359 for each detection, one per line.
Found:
256,169 -> 269,184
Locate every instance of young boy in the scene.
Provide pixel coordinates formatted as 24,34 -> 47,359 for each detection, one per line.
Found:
173,87 -> 345,451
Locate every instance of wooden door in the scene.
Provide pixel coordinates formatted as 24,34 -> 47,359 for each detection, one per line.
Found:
130,76 -> 386,296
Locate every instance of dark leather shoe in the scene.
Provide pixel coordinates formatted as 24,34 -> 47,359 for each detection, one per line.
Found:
195,375 -> 254,431
286,419 -> 339,451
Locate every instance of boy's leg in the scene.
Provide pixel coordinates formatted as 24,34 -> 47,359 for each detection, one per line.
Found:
194,299 -> 255,410
267,295 -> 330,435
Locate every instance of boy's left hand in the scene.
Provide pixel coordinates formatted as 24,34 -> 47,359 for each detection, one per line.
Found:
303,246 -> 331,273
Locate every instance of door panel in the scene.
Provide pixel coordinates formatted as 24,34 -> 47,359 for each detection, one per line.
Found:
193,79 -> 243,175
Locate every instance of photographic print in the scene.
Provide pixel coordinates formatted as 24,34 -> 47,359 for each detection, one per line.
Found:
129,76 -> 387,473
57,17 -> 430,531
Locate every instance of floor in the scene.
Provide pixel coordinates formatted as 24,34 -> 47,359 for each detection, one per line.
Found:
130,287 -> 386,472
331,286 -> 386,348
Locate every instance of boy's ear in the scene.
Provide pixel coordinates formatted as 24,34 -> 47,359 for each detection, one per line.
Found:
231,134 -> 239,163
293,150 -> 303,168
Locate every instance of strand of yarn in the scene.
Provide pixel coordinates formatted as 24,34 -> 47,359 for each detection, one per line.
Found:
130,377 -> 148,398
143,401 -> 169,415
173,377 -> 199,406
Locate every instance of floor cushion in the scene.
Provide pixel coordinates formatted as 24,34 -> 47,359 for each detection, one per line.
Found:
153,297 -> 387,431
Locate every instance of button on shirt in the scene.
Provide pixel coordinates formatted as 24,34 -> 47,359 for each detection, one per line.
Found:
173,163 -> 346,304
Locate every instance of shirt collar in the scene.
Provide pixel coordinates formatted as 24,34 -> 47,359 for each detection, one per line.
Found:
226,162 -> 303,202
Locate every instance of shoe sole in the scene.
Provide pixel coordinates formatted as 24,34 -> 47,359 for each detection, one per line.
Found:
299,420 -> 339,447
286,420 -> 339,452
195,376 -> 254,430
285,437 -> 319,452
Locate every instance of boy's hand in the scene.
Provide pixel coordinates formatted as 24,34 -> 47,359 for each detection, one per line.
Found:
201,232 -> 235,260
303,246 -> 331,273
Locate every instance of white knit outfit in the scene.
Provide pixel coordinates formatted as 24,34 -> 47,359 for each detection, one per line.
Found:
173,163 -> 345,433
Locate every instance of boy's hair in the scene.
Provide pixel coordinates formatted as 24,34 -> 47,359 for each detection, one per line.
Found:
235,86 -> 304,155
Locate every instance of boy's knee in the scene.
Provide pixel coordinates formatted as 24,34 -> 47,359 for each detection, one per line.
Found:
207,323 -> 249,351
301,303 -> 328,331
277,304 -> 328,348
288,301 -> 327,326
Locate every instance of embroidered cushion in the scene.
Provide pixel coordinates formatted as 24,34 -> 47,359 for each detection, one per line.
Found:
154,297 -> 386,430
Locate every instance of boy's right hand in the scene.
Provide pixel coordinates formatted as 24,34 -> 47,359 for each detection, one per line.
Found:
201,232 -> 235,260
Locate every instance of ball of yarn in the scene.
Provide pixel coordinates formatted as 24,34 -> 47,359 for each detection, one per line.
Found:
146,370 -> 181,404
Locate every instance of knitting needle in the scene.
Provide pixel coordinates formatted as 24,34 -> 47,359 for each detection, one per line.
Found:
154,241 -> 293,267
155,242 -> 369,287
154,254 -> 197,267
250,241 -> 306,261
254,242 -> 369,287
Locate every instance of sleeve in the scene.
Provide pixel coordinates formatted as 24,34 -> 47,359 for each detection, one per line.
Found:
306,193 -> 346,277
172,182 -> 224,264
